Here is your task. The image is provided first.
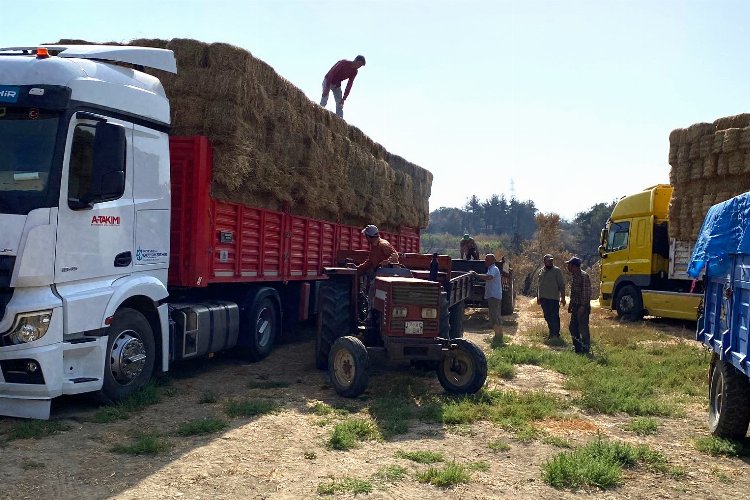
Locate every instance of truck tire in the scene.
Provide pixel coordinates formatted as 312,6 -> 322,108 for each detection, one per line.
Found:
709,357 -> 750,438
449,301 -> 465,339
436,338 -> 487,394
615,285 -> 644,321
328,336 -> 369,398
98,308 -> 156,404
244,293 -> 280,361
438,291 -> 449,339
316,279 -> 352,370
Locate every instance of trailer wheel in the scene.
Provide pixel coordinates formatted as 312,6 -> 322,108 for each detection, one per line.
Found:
709,357 -> 750,438
328,336 -> 369,398
449,301 -> 465,339
316,279 -> 352,370
438,291 -> 450,339
244,293 -> 279,361
437,338 -> 487,394
98,308 -> 155,404
615,285 -> 644,321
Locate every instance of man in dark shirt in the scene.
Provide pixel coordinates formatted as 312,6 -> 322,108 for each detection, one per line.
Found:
566,256 -> 592,355
320,55 -> 366,118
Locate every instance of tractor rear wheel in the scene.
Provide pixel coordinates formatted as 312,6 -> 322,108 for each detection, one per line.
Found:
437,338 -> 487,394
329,336 -> 370,398
315,278 -> 352,370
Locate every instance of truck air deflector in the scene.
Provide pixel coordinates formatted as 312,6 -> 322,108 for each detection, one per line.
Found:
43,45 -> 178,74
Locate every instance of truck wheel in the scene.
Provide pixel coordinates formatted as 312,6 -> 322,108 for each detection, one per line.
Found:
98,308 -> 155,404
709,358 -> 750,438
328,336 -> 369,398
438,291 -> 450,339
437,338 -> 487,394
615,285 -> 644,321
244,293 -> 279,361
449,301 -> 465,339
316,279 -> 352,370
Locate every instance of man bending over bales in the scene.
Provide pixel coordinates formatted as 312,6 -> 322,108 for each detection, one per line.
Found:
320,55 -> 366,118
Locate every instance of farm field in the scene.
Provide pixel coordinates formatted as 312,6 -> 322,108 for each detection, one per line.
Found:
1,298 -> 748,500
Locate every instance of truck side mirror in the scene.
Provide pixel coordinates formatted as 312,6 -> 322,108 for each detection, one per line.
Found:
598,245 -> 608,258
76,122 -> 126,208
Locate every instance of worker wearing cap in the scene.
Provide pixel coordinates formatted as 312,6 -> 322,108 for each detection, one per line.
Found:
460,234 -> 480,260
566,256 -> 592,355
357,225 -> 398,276
320,55 -> 366,119
537,254 -> 566,339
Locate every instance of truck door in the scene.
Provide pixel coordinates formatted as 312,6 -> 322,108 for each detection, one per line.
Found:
54,115 -> 135,335
600,220 -> 631,300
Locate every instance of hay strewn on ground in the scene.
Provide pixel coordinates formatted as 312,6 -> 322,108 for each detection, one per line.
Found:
58,38 -> 431,229
668,113 -> 750,240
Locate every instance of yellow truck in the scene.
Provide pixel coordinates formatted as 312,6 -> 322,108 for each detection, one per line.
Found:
598,184 -> 702,321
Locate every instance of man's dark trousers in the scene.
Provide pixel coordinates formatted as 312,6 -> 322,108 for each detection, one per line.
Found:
569,305 -> 591,353
540,298 -> 560,337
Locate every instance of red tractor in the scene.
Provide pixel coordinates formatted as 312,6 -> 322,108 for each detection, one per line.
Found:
315,252 -> 487,397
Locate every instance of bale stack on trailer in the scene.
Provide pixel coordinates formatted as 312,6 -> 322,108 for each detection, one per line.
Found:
57,38 -> 432,230
668,113 -> 750,240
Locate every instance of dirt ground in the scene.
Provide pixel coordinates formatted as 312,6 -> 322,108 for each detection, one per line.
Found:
1,298 -> 748,500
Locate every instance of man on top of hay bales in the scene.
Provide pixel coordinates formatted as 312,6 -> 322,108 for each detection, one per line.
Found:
357,225 -> 399,277
320,55 -> 366,118
460,234 -> 480,260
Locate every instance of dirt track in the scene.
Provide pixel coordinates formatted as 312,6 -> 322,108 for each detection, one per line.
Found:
0,299 -> 748,499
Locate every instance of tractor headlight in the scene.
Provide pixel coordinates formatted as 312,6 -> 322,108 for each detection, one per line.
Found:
421,308 -> 438,319
392,307 -> 408,318
4,310 -> 52,344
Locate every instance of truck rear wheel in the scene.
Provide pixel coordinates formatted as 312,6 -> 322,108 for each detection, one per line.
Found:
437,338 -> 487,394
329,336 -> 369,398
316,279 -> 352,370
709,357 -> 750,438
615,285 -> 644,321
244,291 -> 279,361
98,308 -> 156,404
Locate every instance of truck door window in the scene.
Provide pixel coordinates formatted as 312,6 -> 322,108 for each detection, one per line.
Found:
607,221 -> 630,251
68,124 -> 96,203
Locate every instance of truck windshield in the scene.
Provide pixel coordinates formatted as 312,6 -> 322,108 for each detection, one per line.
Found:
607,221 -> 630,251
0,107 -> 60,215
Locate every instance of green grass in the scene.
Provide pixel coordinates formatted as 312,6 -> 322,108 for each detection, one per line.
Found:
624,417 -> 660,436
514,425 -> 543,443
417,461 -> 472,487
488,439 -> 511,452
176,418 -> 229,436
440,390 -> 564,431
92,383 -> 162,423
111,432 -> 171,455
327,419 -> 381,450
373,465 -> 408,482
395,450 -> 444,464
309,401 -> 350,417
317,477 -> 373,495
224,399 -> 280,418
542,435 -> 573,448
247,379 -> 291,390
542,436 -> 674,489
694,436 -> 750,457
199,391 -> 218,404
468,461 -> 490,472
7,420 -> 70,441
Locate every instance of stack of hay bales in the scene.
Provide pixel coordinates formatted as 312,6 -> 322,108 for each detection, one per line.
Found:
58,38 -> 431,229
668,113 -> 750,240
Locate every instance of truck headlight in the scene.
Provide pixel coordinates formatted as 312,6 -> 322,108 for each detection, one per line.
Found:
392,307 -> 408,318
4,310 -> 52,344
421,308 -> 438,319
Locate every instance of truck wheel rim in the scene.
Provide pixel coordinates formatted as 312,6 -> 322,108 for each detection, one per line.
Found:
110,330 -> 146,385
620,295 -> 634,313
442,350 -> 474,387
256,306 -> 273,347
333,350 -> 355,387
710,368 -> 724,425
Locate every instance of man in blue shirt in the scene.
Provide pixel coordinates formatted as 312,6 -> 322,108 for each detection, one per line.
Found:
475,254 -> 503,343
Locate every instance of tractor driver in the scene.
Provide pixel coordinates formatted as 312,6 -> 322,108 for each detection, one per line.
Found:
357,224 -> 399,278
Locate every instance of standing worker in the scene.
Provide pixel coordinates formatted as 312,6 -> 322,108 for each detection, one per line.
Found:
460,234 -> 480,260
537,254 -> 566,340
566,256 -> 592,355
320,55 -> 366,119
474,254 -> 503,344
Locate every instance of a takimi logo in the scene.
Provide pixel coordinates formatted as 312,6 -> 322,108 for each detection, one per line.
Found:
91,215 -> 120,226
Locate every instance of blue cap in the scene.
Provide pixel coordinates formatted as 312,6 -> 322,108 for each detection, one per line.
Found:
566,256 -> 581,267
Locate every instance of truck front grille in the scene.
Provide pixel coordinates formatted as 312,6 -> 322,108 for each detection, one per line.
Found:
0,256 -> 14,288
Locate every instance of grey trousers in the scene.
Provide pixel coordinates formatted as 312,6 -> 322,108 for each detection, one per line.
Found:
320,80 -> 343,118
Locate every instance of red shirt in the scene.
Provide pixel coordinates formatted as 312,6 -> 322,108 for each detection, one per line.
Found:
324,59 -> 358,99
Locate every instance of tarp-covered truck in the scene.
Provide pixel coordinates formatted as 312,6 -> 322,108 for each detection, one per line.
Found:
692,192 -> 750,438
0,43 -> 437,419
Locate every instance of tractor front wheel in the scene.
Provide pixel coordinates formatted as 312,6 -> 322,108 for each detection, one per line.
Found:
436,338 -> 487,394
329,336 -> 370,398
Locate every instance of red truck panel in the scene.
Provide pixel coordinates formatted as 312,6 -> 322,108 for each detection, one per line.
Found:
168,136 -> 421,287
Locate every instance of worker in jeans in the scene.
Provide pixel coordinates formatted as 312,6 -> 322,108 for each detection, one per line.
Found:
566,256 -> 592,354
474,254 -> 503,344
320,55 -> 366,118
537,254 -> 566,339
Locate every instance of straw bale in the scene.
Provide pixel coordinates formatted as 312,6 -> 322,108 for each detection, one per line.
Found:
728,151 -> 744,175
699,134 -> 714,158
129,38 -> 169,49
702,155 -> 717,179
740,126 -> 750,150
207,43 -> 251,70
712,131 -> 725,154
167,38 -> 208,68
714,113 -> 750,131
723,128 -> 741,153
668,144 -> 679,165
688,141 -> 700,161
677,144 -> 690,164
717,154 -> 729,176
689,160 -> 703,180
687,122 -> 714,142
743,152 -> 750,174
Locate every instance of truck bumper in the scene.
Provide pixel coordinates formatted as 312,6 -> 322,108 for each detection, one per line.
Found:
0,342 -> 63,419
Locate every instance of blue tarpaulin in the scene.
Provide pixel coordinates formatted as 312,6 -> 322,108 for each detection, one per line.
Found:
688,191 -> 750,278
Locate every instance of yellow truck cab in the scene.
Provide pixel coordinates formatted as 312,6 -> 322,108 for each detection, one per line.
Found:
599,184 -> 701,321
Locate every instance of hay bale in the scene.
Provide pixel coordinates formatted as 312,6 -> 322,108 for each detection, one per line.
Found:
688,141 -> 701,161
728,151 -> 744,175
717,154 -> 729,176
712,130 -> 725,154
723,128 -> 742,153
687,122 -> 714,142
714,113 -> 750,131
699,134 -> 714,158
702,154 -> 717,179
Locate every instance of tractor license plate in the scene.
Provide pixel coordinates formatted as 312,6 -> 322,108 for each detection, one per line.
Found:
405,321 -> 424,335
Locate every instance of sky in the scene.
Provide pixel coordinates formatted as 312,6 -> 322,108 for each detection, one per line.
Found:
5,0 -> 750,219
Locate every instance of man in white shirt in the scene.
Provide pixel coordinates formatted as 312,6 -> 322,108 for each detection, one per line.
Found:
474,254 -> 503,343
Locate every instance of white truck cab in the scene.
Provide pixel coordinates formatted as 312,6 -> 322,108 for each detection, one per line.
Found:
0,45 -> 177,418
